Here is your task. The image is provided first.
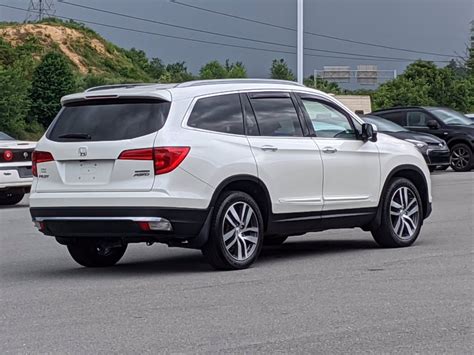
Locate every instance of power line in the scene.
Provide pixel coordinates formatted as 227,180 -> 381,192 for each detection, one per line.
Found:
57,1 -> 451,63
170,0 -> 455,58
0,4 -> 450,64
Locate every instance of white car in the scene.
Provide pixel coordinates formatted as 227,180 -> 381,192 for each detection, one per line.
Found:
30,79 -> 432,270
0,132 -> 36,205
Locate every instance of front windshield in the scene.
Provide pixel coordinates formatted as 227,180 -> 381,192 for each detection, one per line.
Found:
363,116 -> 408,132
430,108 -> 473,126
0,131 -> 14,140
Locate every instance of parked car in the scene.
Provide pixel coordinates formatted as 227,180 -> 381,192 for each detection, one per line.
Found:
371,107 -> 474,172
30,80 -> 432,270
465,113 -> 474,121
0,132 -> 36,205
361,115 -> 450,172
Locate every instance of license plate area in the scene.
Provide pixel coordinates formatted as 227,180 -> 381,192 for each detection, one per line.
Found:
64,160 -> 113,184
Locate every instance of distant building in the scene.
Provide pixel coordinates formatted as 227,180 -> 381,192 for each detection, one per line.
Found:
334,95 -> 372,115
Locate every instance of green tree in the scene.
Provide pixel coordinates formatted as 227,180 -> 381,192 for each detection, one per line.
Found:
28,51 -> 76,128
163,61 -> 194,82
304,75 -> 341,94
225,60 -> 247,78
147,57 -> 166,80
372,60 -> 474,112
270,58 -> 295,81
199,60 -> 228,79
124,48 -> 150,73
0,59 -> 43,139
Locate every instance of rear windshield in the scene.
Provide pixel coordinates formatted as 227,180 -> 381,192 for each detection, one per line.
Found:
48,99 -> 171,142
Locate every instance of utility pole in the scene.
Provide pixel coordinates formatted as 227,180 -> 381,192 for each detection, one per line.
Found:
297,0 -> 304,84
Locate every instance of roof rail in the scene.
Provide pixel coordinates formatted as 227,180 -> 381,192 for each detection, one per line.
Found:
176,79 -> 305,88
84,83 -> 170,93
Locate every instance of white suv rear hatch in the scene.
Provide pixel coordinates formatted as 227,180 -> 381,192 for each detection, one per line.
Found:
36,98 -> 171,192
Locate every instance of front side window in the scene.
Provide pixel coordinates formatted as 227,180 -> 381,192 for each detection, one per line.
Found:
301,99 -> 356,139
187,94 -> 244,135
407,111 -> 431,127
249,96 -> 303,137
429,108 -> 473,126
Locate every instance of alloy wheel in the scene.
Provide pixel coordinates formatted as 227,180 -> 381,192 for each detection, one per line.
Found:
389,186 -> 420,240
222,202 -> 259,261
451,147 -> 470,170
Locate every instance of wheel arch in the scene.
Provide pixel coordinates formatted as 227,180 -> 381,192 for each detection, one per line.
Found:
208,175 -> 272,232
369,164 -> 430,230
446,137 -> 473,150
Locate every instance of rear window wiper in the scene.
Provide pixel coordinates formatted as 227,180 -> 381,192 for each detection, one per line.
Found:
57,133 -> 92,140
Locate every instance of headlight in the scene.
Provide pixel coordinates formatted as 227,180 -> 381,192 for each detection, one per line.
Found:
405,139 -> 428,150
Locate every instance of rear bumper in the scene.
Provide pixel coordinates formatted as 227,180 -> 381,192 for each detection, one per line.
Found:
0,166 -> 33,189
30,207 -> 210,244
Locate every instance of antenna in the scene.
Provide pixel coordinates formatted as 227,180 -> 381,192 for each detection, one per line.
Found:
24,0 -> 56,22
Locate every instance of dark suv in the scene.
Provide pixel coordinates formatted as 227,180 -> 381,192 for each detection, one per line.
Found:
371,107 -> 474,172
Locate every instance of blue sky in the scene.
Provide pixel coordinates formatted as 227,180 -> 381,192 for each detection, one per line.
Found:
1,0 -> 473,77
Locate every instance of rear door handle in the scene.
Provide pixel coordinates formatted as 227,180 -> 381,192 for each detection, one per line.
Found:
260,145 -> 278,152
322,147 -> 338,154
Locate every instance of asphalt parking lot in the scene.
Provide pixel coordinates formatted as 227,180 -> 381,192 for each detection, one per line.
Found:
1,171 -> 472,354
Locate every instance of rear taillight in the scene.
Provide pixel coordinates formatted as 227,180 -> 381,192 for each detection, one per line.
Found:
3,150 -> 13,161
118,147 -> 190,175
118,148 -> 153,160
32,151 -> 54,177
153,147 -> 190,175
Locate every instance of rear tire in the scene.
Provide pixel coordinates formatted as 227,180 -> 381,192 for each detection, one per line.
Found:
0,192 -> 24,206
371,177 -> 423,248
263,236 -> 288,246
67,241 -> 127,267
202,191 -> 264,270
450,143 -> 472,172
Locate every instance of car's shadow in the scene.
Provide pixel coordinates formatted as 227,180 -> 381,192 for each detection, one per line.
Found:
15,238 -> 379,280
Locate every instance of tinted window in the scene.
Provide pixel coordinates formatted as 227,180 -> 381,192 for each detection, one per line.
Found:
188,94 -> 244,135
241,95 -> 260,136
407,111 -> 431,127
48,99 -> 171,142
301,99 -> 356,139
0,132 -> 14,140
378,112 -> 407,126
250,97 -> 302,137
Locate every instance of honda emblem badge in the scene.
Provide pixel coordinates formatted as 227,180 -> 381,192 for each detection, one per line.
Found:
79,147 -> 88,157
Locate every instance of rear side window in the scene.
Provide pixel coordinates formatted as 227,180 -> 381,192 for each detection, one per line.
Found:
187,94 -> 244,135
48,99 -> 171,142
407,111 -> 431,127
378,111 -> 407,126
249,97 -> 303,137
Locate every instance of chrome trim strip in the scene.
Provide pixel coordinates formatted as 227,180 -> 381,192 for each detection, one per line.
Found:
32,216 -> 167,222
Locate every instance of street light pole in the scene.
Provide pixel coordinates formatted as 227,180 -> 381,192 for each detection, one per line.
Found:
297,0 -> 304,84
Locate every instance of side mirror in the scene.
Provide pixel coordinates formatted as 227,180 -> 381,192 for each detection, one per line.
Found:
426,120 -> 440,129
361,123 -> 377,142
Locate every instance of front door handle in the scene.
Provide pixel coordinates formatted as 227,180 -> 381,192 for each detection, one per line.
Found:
260,145 -> 278,152
322,147 -> 338,154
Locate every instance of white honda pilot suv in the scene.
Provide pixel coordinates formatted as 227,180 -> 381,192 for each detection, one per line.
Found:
30,79 -> 432,270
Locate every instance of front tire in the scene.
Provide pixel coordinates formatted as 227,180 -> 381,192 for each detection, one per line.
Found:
202,191 -> 264,270
371,178 -> 423,248
67,241 -> 127,267
450,143 -> 472,172
0,192 -> 24,206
